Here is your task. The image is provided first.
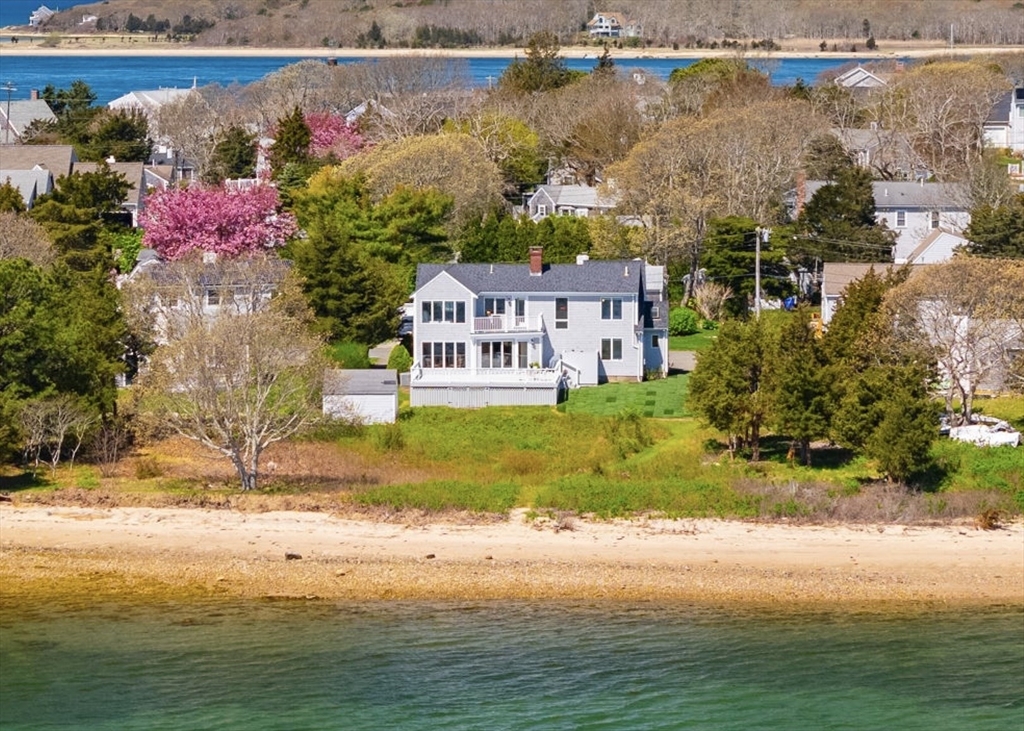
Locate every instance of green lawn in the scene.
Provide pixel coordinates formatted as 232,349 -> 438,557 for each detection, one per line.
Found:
561,374 -> 691,418
669,330 -> 718,351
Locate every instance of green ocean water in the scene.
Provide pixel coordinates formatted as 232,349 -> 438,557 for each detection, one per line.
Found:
1,600 -> 1021,730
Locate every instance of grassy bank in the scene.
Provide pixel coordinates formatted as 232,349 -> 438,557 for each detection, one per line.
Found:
3,388 -> 1022,523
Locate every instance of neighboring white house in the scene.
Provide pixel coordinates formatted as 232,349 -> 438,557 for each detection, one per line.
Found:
983,87 -> 1024,154
834,65 -> 888,90
895,228 -> 969,265
831,127 -> 927,181
525,184 -> 618,222
586,12 -> 641,38
108,87 -> 197,167
323,369 -> 399,424
801,180 -> 970,265
409,248 -> 668,408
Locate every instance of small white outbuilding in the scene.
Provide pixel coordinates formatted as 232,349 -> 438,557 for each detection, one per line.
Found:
323,369 -> 399,424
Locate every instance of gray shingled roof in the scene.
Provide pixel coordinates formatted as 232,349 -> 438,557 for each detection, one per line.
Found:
324,369 -> 399,396
0,100 -> 57,139
416,259 -> 644,294
74,161 -> 145,209
0,144 -> 77,177
0,168 -> 52,205
804,180 -> 965,210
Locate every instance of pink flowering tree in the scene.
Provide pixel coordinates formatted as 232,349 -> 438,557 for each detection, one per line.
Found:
140,184 -> 297,260
304,112 -> 365,160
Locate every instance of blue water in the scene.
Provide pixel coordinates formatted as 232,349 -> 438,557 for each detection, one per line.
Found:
1,600 -> 1022,730
0,0 -> 91,30
0,52 -> 867,104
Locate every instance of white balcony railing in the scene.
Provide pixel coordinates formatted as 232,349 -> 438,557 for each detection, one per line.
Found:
472,314 -> 543,333
410,364 -> 561,385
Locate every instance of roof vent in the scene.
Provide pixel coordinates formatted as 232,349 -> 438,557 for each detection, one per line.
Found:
624,265 -> 629,277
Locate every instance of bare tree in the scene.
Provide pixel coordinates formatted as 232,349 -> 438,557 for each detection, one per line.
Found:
0,213 -> 55,267
155,90 -> 222,181
20,395 -> 98,478
884,257 -> 1024,422
131,255 -> 325,491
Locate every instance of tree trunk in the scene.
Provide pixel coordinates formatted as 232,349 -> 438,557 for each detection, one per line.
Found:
800,438 -> 811,466
231,455 -> 258,491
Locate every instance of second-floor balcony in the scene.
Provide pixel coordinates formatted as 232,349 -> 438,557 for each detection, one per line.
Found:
472,313 -> 544,334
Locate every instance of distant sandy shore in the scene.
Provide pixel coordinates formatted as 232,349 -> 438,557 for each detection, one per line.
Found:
2,506 -> 1021,608
0,36 -> 1020,60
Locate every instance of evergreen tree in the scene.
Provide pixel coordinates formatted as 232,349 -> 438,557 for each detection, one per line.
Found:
700,216 -> 791,316
964,193 -> 1024,258
205,125 -> 258,184
687,318 -> 772,460
0,180 -> 27,213
499,31 -> 572,93
83,109 -> 152,162
768,308 -> 830,465
794,166 -> 896,264
269,106 -> 312,175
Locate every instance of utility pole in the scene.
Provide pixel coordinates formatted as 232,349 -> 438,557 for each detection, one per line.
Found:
2,82 -> 16,145
754,226 -> 770,319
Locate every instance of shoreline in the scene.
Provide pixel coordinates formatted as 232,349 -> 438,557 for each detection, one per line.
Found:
0,39 -> 1020,60
2,506 -> 1021,608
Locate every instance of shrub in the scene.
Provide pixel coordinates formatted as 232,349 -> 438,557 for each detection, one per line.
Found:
327,341 -> 371,368
668,307 -> 701,336
387,343 -> 413,373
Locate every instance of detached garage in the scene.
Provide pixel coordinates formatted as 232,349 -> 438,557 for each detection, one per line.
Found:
323,369 -> 399,424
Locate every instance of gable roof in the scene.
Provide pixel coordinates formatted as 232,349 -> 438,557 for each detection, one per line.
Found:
74,161 -> 146,209
0,99 -> 57,141
834,66 -> 887,89
0,168 -> 53,207
803,180 -> 965,210
530,184 -> 618,210
821,262 -> 898,296
108,88 -> 195,117
900,227 -> 968,265
0,144 -> 77,177
416,259 -> 643,295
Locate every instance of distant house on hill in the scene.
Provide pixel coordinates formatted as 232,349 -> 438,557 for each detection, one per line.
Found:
29,5 -> 56,27
587,12 -> 641,39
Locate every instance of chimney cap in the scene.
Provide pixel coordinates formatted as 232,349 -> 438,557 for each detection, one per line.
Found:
529,246 -> 543,276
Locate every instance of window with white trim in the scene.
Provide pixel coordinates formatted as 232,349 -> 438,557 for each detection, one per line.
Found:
930,211 -> 940,229
483,297 -> 505,316
537,204 -> 547,216
895,210 -> 906,228
555,298 -> 568,329
601,298 -> 622,320
421,341 -> 466,368
421,300 -> 466,323
601,338 -> 622,360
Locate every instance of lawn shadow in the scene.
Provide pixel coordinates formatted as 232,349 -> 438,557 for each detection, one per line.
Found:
0,471 -> 48,493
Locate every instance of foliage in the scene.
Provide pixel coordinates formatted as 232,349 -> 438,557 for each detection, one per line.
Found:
102,228 -> 142,273
700,216 -> 792,315
0,180 -> 27,213
140,184 -> 296,260
19,394 -> 98,477
499,31 -> 573,93
205,126 -> 258,184
793,165 -> 897,264
335,133 -> 504,229
768,308 -> 829,465
288,172 -> 446,343
457,212 -> 591,264
668,307 -> 701,336
387,343 -> 413,373
268,105 -> 312,174
687,318 -> 772,459
305,112 -> 365,160
0,212 -> 55,267
81,109 -> 152,163
139,264 -> 325,491
326,341 -> 372,369
446,113 -> 545,190
965,193 -> 1024,258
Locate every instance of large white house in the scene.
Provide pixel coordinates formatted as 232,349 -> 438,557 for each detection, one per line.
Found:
409,248 -> 668,407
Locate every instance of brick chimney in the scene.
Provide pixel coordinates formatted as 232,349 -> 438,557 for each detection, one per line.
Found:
30,89 -> 39,100
529,246 -> 543,276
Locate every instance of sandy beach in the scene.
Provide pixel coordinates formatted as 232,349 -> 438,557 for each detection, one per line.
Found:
0,35 -> 1019,60
1,505 -> 1021,607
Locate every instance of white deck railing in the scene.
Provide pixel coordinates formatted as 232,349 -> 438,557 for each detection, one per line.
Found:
410,365 -> 561,385
472,314 -> 543,333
